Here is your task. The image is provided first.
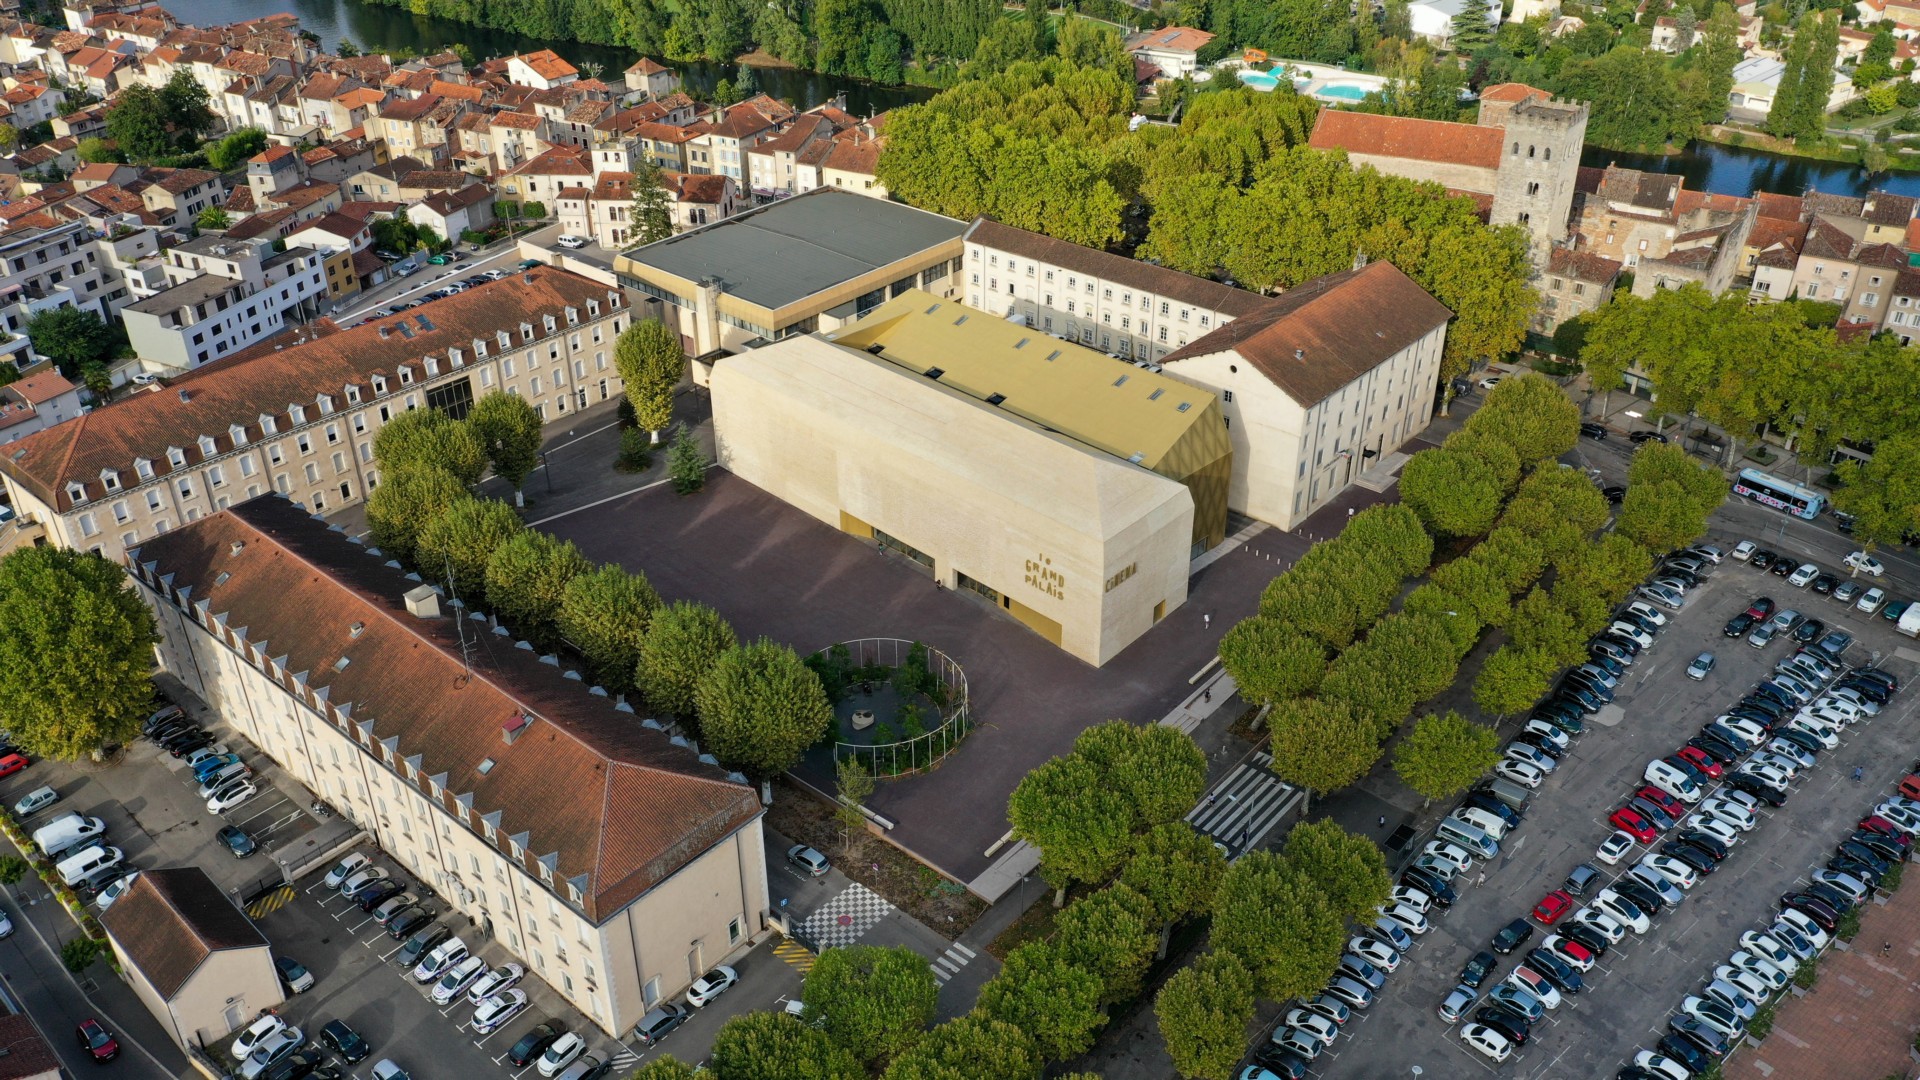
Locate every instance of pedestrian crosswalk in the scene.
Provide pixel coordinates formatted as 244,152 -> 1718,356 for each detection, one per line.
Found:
1186,751 -> 1301,858
929,941 -> 975,984
773,937 -> 817,974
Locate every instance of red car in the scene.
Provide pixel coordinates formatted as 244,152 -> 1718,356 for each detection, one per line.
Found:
0,753 -> 28,779
76,1018 -> 118,1062
1635,786 -> 1686,819
1533,889 -> 1573,925
1860,815 -> 1907,838
1610,806 -> 1660,843
1674,746 -> 1724,780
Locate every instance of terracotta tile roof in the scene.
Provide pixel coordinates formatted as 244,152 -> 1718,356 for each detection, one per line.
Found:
133,497 -> 763,923
430,79 -> 484,103
705,103 -> 775,140
1859,241 -> 1908,268
626,57 -> 669,75
338,87 -> 384,111
288,210 -> 362,241
1892,268 -> 1920,296
8,368 -> 72,404
751,114 -> 826,155
82,183 -> 149,218
1550,247 -> 1624,283
1862,192 -> 1916,226
1802,217 -> 1856,260
1675,189 -> 1749,216
0,267 -> 618,510
511,145 -> 591,176
1309,110 -> 1503,173
221,185 -> 255,213
72,161 -> 121,182
590,171 -> 631,201
100,867 -> 266,998
1124,25 -> 1215,54
0,1015 -> 62,1080
1753,191 -> 1804,221
419,184 -> 490,214
396,170 -> 466,191
225,206 -> 290,239
1480,82 -> 1551,103
1806,190 -> 1866,219
1834,318 -> 1875,343
1748,216 -> 1807,251
218,50 -> 274,75
823,134 -> 882,176
299,72 -> 350,101
1594,164 -> 1679,213
665,171 -> 729,205
1160,261 -> 1452,407
350,246 -> 382,279
967,217 -> 1287,319
379,92 -> 442,122
631,120 -> 696,144
564,100 -> 611,125
490,111 -> 541,130
270,181 -> 338,211
514,49 -> 578,81
253,145 -> 294,164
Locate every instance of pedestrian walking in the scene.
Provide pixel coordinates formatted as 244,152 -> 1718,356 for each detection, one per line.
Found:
1477,871 -> 1487,887
1377,815 -> 1386,829
1203,689 -> 1212,703
1206,793 -> 1218,807
1884,941 -> 1894,958
1855,766 -> 1866,784
1203,612 -> 1212,630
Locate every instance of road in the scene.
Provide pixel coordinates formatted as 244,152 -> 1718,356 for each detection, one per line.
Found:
333,234 -> 545,326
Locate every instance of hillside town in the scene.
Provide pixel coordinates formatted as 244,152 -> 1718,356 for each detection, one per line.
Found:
0,0 -> 1908,1078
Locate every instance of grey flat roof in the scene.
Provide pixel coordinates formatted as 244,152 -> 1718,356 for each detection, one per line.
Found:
126,274 -> 243,315
623,189 -> 965,311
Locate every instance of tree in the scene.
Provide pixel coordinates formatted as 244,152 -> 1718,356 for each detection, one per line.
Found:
881,1015 -> 1040,1080
78,363 -> 110,400
1121,821 -> 1229,955
1451,0 -> 1495,52
0,547 -> 157,760
834,754 -> 874,848
713,78 -> 742,107
1505,585 -> 1585,665
0,125 -> 18,152
61,937 -> 104,973
1210,851 -> 1346,1001
627,158 -> 676,247
555,564 -> 660,694
669,423 -> 706,494
1155,953 -> 1256,1080
24,306 -> 113,378
371,407 -> 486,484
1071,721 -> 1207,831
1442,427 -> 1523,496
366,465 -> 468,565
1008,753 -> 1134,904
1264,698 -> 1383,810
1473,645 -> 1558,717
159,69 -> 216,144
195,206 -> 231,230
414,496 -> 524,605
76,136 -> 123,164
696,638 -> 834,781
1628,441 -> 1725,517
1463,372 -> 1581,465
205,127 -> 268,171
1393,709 -> 1503,803
1400,447 -> 1504,537
1616,481 -> 1709,553
1054,17 -> 1133,85
104,83 -> 169,162
614,319 -> 685,442
467,392 -> 544,505
802,945 -> 938,1066
708,1011 -> 861,1080
631,1059 -> 703,1080
482,530 -> 592,644
1282,818 -> 1392,923
636,600 -> 738,722
1832,433 -> 1920,549
1052,883 -> 1161,1004
972,941 -> 1105,1062
1217,616 -> 1326,705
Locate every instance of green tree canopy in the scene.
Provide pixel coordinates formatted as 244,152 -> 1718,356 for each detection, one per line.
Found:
1473,644 -> 1558,717
372,407 -> 487,484
1463,372 -> 1581,465
1264,697 -> 1383,807
366,465 -> 469,565
802,944 -> 939,1065
0,547 -> 157,760
467,392 -> 544,502
696,638 -> 835,781
627,157 -> 676,247
74,136 -> 120,163
669,423 -> 706,494
1832,433 -> 1920,549
1211,850 -> 1346,1001
1156,952 -> 1256,1080
103,83 -> 169,162
637,600 -> 739,722
970,941 -> 1105,1062
1617,481 -> 1710,554
1443,426 -> 1523,496
1393,708 -> 1503,803
554,564 -> 660,694
880,1015 -> 1040,1080
708,1011 -> 862,1080
1400,447 -> 1504,537
195,206 -> 232,230
482,530 -> 592,644
25,306 -> 114,378
1071,721 -> 1207,830
1052,882 -> 1161,1003
1009,752 -> 1135,902
614,318 -> 685,441
205,127 -> 268,171
1282,818 -> 1392,923
1218,616 -> 1327,705
414,496 -> 524,605
1628,441 -> 1726,518
631,1058 -> 704,1080
1121,821 -> 1230,930
1505,585 -> 1586,666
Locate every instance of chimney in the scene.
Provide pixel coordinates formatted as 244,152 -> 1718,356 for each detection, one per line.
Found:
501,712 -> 531,744
177,388 -> 190,403
378,325 -> 391,339
402,583 -> 440,618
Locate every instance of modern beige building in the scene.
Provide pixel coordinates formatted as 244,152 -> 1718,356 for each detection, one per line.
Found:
1159,261 -> 1453,530
0,267 -> 636,562
100,867 -> 284,1051
714,291 -> 1229,665
131,497 -> 769,1038
615,188 -> 966,364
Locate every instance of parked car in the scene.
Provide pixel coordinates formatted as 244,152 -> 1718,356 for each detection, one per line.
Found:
76,1019 -> 118,1062
686,966 -> 739,1007
319,1020 -> 369,1065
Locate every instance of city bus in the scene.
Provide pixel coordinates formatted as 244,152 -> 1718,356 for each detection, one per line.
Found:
1731,468 -> 1825,520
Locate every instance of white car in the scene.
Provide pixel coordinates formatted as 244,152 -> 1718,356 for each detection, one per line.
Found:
1389,885 -> 1432,914
1521,720 -> 1569,752
1788,563 -> 1820,587
94,871 -> 140,911
1569,907 -> 1628,944
1809,697 -> 1863,723
1281,1010 -> 1340,1046
1421,842 -> 1475,876
1786,718 -> 1840,749
1826,687 -> 1881,715
1377,902 -> 1431,937
1845,551 -> 1886,577
471,989 -> 528,1034
1624,601 -> 1669,627
1686,816 -> 1741,849
1717,716 -> 1770,745
1681,995 -> 1746,1039
536,1032 -> 586,1078
182,744 -> 231,768
467,963 -> 525,1005
1634,1050 -> 1693,1080
1595,830 -> 1637,866
207,781 -> 259,814
1749,751 -> 1802,780
1874,803 -> 1920,833
230,1014 -> 287,1061
1727,951 -> 1790,991
431,955 -> 488,1005
686,965 -> 739,1007
323,853 -> 370,890
1732,540 -> 1758,561
1775,908 -> 1832,952
1607,621 -> 1655,648
1591,888 -> 1651,934
1347,935 -> 1401,972
556,234 -> 589,249
412,937 -> 469,983
1858,587 -> 1888,614
1714,965 -> 1776,1003
1541,934 -> 1596,972
1460,1023 -> 1513,1062
1505,966 -> 1562,1009
1494,759 -> 1544,788
1702,978 -> 1758,1021
239,1027 -> 304,1080
1739,932 -> 1801,975
1478,375 -> 1503,390
1737,761 -> 1793,789
1505,742 -> 1557,773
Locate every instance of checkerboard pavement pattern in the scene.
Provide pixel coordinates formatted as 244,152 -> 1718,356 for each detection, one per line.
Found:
796,883 -> 893,950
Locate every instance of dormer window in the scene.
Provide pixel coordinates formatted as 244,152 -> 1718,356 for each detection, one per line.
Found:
259,414 -> 277,435
566,882 -> 581,903
538,863 -> 553,884
543,314 -> 557,333
587,300 -> 600,317
166,447 -> 186,468
520,322 -> 534,342
135,458 -> 153,480
398,367 -> 413,385
564,306 -> 579,326
497,331 -> 511,349
474,339 -> 487,358
289,404 -> 306,424
317,394 -> 333,414
228,424 -> 247,447
197,436 -> 216,457
100,470 -> 120,491
371,375 -> 387,395
345,385 -> 361,404
424,357 -> 439,377
65,482 -> 85,504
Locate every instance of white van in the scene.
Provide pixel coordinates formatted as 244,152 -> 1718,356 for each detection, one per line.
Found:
1436,817 -> 1499,859
1643,760 -> 1702,804
1453,806 -> 1510,840
33,813 -> 104,858
55,844 -> 122,887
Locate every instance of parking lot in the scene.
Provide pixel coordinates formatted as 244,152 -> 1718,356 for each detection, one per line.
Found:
1319,512 -> 1920,1079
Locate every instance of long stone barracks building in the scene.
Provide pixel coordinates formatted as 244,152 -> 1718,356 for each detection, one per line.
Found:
713,289 -> 1230,665
0,267 -> 634,562
130,496 -> 768,1038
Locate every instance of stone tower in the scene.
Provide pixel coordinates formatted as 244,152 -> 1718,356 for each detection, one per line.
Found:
1481,86 -> 1590,265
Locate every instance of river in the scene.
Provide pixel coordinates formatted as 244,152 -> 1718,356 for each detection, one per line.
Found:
1583,141 -> 1920,200
150,0 -> 936,114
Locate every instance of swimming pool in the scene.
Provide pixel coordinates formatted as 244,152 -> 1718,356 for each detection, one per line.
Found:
1315,82 -> 1371,101
1239,70 -> 1281,91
